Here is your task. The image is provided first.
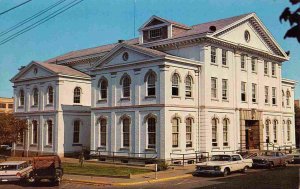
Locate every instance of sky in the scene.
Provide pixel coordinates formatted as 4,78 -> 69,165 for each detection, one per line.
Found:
0,0 -> 299,98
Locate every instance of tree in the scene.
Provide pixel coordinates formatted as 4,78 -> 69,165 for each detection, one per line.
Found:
0,113 -> 28,145
280,0 -> 300,43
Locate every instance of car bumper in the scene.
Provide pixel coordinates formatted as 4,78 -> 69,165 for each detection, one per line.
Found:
193,170 -> 223,176
293,159 -> 300,164
0,176 -> 21,182
252,163 -> 269,168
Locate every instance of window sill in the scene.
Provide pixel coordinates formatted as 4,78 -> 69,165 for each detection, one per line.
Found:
212,146 -> 220,149
171,96 -> 181,99
145,148 -> 156,152
185,97 -> 194,100
211,98 -> 219,101
252,102 -> 258,104
172,148 -> 181,152
241,101 -> 247,103
120,147 -> 129,151
17,106 -> 24,109
185,147 -> 194,151
223,146 -> 230,149
97,146 -> 106,150
46,104 -> 53,107
241,69 -> 247,72
272,75 -> 277,78
73,104 -> 82,106
272,104 -> 278,106
222,99 -> 229,102
252,71 -> 257,74
222,65 -> 229,68
287,106 -> 291,108
30,144 -> 37,147
264,74 -> 269,77
31,105 -> 38,108
120,97 -> 130,101
44,145 -> 53,148
97,99 -> 107,103
145,95 -> 156,99
72,143 -> 82,146
265,103 -> 270,106
210,63 -> 218,66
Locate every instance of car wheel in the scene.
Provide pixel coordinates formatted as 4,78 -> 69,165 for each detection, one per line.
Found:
242,166 -> 249,173
283,161 -> 288,167
223,168 -> 230,177
268,162 -> 274,169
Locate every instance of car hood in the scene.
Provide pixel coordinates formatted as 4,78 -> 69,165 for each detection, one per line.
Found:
196,161 -> 230,166
252,156 -> 273,160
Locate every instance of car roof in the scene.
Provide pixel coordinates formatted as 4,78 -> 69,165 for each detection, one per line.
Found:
212,154 -> 240,156
0,161 -> 27,165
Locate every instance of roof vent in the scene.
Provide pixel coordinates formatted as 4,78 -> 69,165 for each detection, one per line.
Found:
18,66 -> 26,71
118,39 -> 125,43
209,26 -> 217,32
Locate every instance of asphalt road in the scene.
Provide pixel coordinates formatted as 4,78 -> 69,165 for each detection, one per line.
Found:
0,165 -> 299,189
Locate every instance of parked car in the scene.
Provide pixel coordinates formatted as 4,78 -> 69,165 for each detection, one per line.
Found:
28,155 -> 63,186
0,161 -> 32,183
252,151 -> 294,168
0,145 -> 12,151
193,154 -> 253,177
290,149 -> 300,164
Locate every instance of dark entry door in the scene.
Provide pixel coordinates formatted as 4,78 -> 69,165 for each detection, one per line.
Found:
245,120 -> 260,150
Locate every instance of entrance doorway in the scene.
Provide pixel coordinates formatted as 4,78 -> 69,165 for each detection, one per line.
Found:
245,120 -> 260,150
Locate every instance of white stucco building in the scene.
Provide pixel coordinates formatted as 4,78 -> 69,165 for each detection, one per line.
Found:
11,13 -> 297,160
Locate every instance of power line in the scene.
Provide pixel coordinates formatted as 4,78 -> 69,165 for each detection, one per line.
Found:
0,0 -> 67,37
0,0 -> 32,16
0,0 -> 84,46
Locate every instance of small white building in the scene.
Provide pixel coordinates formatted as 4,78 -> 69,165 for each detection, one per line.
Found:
11,13 -> 297,160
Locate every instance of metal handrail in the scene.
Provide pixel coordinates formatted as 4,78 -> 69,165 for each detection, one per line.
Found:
170,151 -> 209,165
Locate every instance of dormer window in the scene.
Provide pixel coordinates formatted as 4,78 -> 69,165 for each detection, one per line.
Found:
149,28 -> 161,39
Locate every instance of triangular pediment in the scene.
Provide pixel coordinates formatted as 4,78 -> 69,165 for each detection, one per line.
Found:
93,43 -> 166,68
213,14 -> 287,58
11,61 -> 56,82
145,18 -> 166,27
139,15 -> 170,31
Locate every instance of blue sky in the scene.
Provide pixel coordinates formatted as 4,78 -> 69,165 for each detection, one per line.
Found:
0,0 -> 299,98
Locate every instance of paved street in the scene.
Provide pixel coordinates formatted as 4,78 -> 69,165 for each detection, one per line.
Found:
0,165 -> 299,189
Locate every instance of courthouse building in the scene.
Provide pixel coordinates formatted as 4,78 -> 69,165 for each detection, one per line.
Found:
11,13 -> 297,160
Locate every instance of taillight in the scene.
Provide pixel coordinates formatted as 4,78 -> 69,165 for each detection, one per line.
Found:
16,172 -> 21,177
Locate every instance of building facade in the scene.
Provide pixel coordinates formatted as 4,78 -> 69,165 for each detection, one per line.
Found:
0,97 -> 14,113
11,13 -> 297,159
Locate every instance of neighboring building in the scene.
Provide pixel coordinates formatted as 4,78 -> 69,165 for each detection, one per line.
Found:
0,97 -> 14,113
295,100 -> 300,148
11,13 -> 297,160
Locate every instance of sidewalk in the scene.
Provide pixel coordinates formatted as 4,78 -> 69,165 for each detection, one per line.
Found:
63,165 -> 195,186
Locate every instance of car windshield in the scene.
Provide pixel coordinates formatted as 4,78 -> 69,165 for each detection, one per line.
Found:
0,165 -> 18,171
211,155 -> 231,161
263,152 -> 275,156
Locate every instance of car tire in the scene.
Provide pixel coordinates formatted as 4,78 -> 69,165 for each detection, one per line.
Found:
223,168 -> 230,177
241,166 -> 249,173
268,162 -> 274,169
283,161 -> 288,167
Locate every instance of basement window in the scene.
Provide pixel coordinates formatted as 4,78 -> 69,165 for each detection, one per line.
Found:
149,28 -> 161,39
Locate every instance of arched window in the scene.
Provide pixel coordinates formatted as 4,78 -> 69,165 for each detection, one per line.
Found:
73,120 -> 80,143
32,120 -> 38,144
265,120 -> 270,141
48,86 -> 54,104
172,118 -> 179,147
286,90 -> 291,107
223,119 -> 229,146
147,73 -> 156,96
186,118 -> 192,147
282,90 -> 285,107
273,120 -> 278,143
33,88 -> 39,106
100,79 -> 108,100
47,120 -> 53,145
19,89 -> 25,106
282,120 -> 285,143
185,76 -> 192,97
73,87 -> 81,104
287,120 -> 291,141
147,117 -> 156,149
212,118 -> 218,146
122,76 -> 131,98
172,74 -> 180,96
122,118 -> 130,147
100,118 -> 107,146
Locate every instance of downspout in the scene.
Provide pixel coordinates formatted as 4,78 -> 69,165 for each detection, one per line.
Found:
197,65 -> 201,152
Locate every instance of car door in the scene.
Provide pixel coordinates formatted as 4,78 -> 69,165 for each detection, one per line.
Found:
231,155 -> 242,171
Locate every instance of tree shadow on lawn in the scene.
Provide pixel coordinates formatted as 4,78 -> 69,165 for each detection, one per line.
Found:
194,166 -> 299,189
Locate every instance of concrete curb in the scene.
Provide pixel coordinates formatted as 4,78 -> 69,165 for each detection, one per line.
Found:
63,174 -> 192,186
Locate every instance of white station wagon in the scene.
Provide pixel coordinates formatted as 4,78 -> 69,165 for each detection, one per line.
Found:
0,161 -> 32,182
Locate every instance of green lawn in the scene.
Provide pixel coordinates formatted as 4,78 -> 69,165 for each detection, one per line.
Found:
62,162 -> 152,177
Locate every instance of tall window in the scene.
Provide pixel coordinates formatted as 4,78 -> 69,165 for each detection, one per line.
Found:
265,120 -> 270,140
172,74 -> 180,96
286,90 -> 291,106
282,90 -> 285,107
241,82 -> 246,102
223,119 -> 229,146
241,54 -> 246,69
186,118 -> 192,148
264,61 -> 269,75
172,118 -> 179,148
33,88 -> 39,106
252,83 -> 257,103
73,120 -> 80,143
272,87 -> 277,105
19,89 -> 24,106
271,63 -> 276,76
185,76 -> 192,97
147,118 -> 156,149
17,130 -> 24,144
282,121 -> 285,142
48,86 -> 54,104
265,86 -> 269,104
73,87 -> 81,104
32,120 -> 38,144
222,79 -> 228,100
122,118 -> 130,147
287,120 -> 291,141
222,50 -> 227,66
211,47 -> 216,63
147,73 -> 156,96
273,120 -> 278,143
251,57 -> 256,72
122,76 -> 131,98
211,77 -> 217,99
100,119 -> 107,146
47,120 -> 53,145
100,79 -> 108,99
212,118 -> 218,146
